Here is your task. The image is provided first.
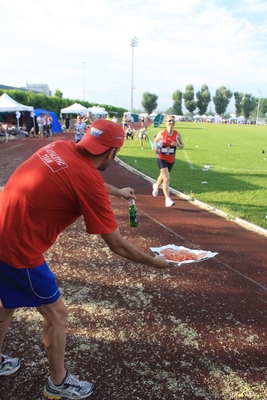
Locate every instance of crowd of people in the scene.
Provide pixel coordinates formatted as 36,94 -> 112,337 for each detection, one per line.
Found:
0,122 -> 34,143
1,112 -> 153,144
0,113 -> 54,143
36,113 -> 53,138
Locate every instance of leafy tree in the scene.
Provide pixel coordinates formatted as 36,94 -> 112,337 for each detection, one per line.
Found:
196,84 -> 211,115
141,91 -> 158,114
34,93 -> 49,110
259,98 -> 267,116
6,89 -> 28,105
213,86 -> 232,115
172,90 -> 183,115
54,89 -> 63,98
165,107 -> 174,115
183,84 -> 196,115
26,91 -> 36,107
233,92 -> 244,117
46,96 -> 66,115
241,94 -> 256,119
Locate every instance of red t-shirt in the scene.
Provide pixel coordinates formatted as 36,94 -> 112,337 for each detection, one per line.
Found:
0,141 -> 118,269
158,129 -> 178,164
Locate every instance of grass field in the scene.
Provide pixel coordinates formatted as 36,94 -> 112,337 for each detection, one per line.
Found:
118,122 -> 267,230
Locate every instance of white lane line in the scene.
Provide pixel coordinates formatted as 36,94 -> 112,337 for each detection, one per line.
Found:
183,149 -> 195,169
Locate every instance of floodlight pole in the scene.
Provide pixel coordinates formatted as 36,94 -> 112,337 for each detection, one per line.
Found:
256,89 -> 261,125
82,61 -> 86,101
113,81 -> 116,107
130,37 -> 139,113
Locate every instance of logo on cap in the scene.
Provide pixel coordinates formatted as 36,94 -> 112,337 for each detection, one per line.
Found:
90,127 -> 103,137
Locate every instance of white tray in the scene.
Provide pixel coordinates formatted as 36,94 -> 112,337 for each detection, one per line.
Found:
150,244 -> 218,266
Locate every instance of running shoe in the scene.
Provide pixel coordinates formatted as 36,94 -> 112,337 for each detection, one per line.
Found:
152,183 -> 158,197
43,370 -> 95,399
0,354 -> 21,376
165,197 -> 174,207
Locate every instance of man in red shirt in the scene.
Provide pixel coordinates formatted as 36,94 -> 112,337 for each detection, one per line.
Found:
0,119 -> 170,399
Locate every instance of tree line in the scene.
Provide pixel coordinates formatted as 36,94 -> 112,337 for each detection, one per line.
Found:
141,85 -> 267,119
2,86 -> 266,121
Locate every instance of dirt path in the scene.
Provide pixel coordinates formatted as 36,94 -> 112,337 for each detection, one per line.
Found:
1,132 -> 267,399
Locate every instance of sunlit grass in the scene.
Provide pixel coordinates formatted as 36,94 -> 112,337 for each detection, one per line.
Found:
118,122 -> 267,229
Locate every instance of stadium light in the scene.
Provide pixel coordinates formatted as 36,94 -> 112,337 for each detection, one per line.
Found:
130,37 -> 139,113
82,62 -> 86,101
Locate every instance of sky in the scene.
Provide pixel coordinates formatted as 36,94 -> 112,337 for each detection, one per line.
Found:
1,0 -> 267,113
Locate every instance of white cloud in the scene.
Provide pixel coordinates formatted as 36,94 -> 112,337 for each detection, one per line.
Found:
1,0 -> 266,111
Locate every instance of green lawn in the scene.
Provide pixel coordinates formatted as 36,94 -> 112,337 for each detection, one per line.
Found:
118,122 -> 267,230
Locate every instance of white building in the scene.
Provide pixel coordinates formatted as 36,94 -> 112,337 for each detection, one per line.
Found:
26,83 -> 51,96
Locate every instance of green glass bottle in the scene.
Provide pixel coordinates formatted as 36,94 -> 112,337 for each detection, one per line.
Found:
129,199 -> 138,227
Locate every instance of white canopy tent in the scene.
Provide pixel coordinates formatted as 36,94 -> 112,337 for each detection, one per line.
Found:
206,116 -> 215,122
213,115 -> 222,123
0,93 -> 34,113
88,106 -> 108,116
237,116 -> 245,124
60,103 -> 88,117
0,93 -> 34,128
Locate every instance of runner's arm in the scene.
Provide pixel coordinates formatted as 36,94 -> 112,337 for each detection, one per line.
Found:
153,131 -> 163,153
176,132 -> 184,149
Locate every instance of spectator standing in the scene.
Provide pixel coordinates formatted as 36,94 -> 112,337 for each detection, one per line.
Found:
121,114 -> 128,134
152,115 -> 184,207
36,114 -> 44,138
140,115 -> 145,128
65,115 -> 70,134
112,115 -> 118,123
47,114 -> 53,138
43,114 -> 48,138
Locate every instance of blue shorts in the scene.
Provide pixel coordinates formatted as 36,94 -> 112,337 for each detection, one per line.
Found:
157,158 -> 174,172
0,260 -> 60,309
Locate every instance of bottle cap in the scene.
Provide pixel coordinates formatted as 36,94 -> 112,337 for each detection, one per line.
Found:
129,199 -> 135,206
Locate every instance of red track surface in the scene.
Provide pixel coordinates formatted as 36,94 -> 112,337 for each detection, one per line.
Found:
1,130 -> 267,399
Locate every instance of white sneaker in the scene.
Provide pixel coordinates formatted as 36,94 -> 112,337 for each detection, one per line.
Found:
165,197 -> 174,207
152,183 -> 158,197
0,354 -> 20,376
43,370 -> 95,399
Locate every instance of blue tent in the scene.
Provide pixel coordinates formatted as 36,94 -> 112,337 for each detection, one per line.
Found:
34,109 -> 62,134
